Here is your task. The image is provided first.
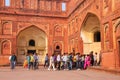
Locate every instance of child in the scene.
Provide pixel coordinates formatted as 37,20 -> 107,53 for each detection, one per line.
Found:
23,59 -> 28,68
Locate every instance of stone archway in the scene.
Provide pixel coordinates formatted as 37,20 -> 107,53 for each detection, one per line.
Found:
80,13 -> 101,56
17,25 -> 47,64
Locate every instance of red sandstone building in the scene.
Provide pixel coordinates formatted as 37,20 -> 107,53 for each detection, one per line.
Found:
0,0 -> 120,69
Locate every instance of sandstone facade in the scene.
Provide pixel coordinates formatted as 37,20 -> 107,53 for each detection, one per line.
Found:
0,0 -> 120,69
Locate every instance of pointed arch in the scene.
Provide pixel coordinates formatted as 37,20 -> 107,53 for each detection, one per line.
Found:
17,25 -> 48,63
17,24 -> 48,37
1,40 -> 11,55
80,12 -> 101,54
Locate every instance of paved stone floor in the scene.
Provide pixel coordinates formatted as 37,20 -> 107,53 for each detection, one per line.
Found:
0,67 -> 120,80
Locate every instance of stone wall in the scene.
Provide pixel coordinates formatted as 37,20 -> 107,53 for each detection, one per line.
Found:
0,0 -> 120,68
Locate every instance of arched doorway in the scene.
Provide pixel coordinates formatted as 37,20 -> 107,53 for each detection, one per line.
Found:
81,13 -> 101,56
54,42 -> 62,54
17,26 -> 47,64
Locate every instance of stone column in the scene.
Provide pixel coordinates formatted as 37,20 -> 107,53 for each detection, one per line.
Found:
24,0 -> 31,9
0,0 -> 4,7
64,24 -> 68,53
48,23 -> 54,55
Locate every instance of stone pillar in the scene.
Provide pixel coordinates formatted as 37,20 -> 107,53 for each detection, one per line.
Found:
52,1 -> 56,11
40,0 -> 45,11
56,1 -> 61,12
11,0 -> 16,8
0,21 -> 2,35
12,38 -> 17,55
15,0 -> 21,8
109,20 -> 113,50
24,0 -> 31,9
12,21 -> 17,55
48,23 -> 54,56
0,0 -> 4,7
100,23 -> 104,52
30,0 -> 37,10
64,24 -> 68,53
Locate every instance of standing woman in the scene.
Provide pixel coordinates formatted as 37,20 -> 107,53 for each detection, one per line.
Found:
26,53 -> 31,70
48,54 -> 56,71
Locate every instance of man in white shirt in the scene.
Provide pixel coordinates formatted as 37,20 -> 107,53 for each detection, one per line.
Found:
57,53 -> 61,70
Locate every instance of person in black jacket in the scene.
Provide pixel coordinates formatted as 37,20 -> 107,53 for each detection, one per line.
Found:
90,51 -> 94,66
10,53 -> 17,69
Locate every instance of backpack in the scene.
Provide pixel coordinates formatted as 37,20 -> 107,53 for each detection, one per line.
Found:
27,56 -> 31,62
30,56 -> 34,62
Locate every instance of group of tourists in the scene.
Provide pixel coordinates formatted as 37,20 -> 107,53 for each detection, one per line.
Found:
44,51 -> 100,71
9,51 -> 100,71
23,53 -> 39,70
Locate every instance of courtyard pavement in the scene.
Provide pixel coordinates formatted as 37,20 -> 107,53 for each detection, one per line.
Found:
0,66 -> 120,80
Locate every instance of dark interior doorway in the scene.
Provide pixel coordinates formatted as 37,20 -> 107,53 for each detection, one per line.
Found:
94,31 -> 101,42
27,50 -> 36,54
56,45 -> 60,49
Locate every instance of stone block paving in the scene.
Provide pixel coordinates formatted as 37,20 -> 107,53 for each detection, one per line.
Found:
0,66 -> 120,80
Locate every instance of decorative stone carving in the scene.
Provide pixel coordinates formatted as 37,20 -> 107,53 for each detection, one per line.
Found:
54,25 -> 63,36
2,21 -> 12,35
103,0 -> 109,8
104,24 -> 110,51
54,41 -> 62,51
2,40 -> 11,55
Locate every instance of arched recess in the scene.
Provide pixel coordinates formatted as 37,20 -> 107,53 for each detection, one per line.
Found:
2,21 -> 12,35
54,42 -> 62,54
114,19 -> 120,67
54,25 -> 63,37
17,25 -> 47,64
1,40 -> 11,55
104,24 -> 110,51
80,13 -> 101,55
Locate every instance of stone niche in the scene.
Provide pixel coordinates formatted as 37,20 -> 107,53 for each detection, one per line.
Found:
1,40 -> 11,55
2,21 -> 12,35
54,25 -> 63,37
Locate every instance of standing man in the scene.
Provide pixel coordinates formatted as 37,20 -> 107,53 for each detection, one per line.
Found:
33,53 -> 39,69
57,53 -> 61,70
48,54 -> 56,71
10,53 -> 17,70
44,54 -> 49,68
